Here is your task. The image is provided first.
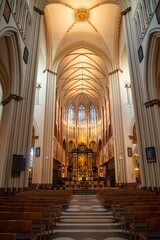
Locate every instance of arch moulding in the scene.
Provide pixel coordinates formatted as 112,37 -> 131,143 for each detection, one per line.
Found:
145,30 -> 160,102
0,28 -> 23,98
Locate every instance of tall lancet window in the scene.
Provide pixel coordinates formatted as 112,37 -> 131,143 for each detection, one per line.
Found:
89,104 -> 96,124
68,104 -> 74,124
78,104 -> 85,124
63,107 -> 67,122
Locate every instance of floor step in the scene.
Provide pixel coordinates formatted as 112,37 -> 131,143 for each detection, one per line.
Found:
48,195 -> 130,239
73,189 -> 97,195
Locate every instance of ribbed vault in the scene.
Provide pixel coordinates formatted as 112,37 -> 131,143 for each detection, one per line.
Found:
57,48 -> 108,107
41,0 -> 129,108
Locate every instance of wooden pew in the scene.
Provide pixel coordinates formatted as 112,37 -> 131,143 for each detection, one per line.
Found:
139,218 -> 160,240
114,200 -> 160,220
0,233 -> 16,240
0,198 -> 62,221
0,220 -> 37,240
96,188 -> 157,204
120,206 -> 160,232
0,207 -> 54,237
1,202 -> 59,221
0,212 -> 46,240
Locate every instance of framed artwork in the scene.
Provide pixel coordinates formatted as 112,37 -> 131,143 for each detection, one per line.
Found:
35,147 -> 40,157
127,147 -> 132,157
138,45 -> 144,63
3,0 -> 11,24
145,147 -> 156,163
23,47 -> 29,64
156,1 -> 160,24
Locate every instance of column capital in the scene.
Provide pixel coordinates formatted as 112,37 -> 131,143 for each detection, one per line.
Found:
1,94 -> 23,106
108,68 -> 123,76
43,69 -> 57,75
144,99 -> 160,108
121,7 -> 131,16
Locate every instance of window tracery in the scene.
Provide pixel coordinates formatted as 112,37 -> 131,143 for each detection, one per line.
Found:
89,104 -> 96,124
78,104 -> 86,124
68,104 -> 74,124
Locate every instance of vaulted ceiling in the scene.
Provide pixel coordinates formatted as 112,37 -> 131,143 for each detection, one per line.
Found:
44,0 -> 122,108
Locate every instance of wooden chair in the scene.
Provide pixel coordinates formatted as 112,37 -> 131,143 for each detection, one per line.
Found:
93,181 -> 98,188
0,211 -> 46,240
76,181 -> 81,188
0,233 -> 16,240
88,182 -> 92,188
0,206 -> 55,237
64,181 -> 70,188
20,212 -> 46,240
129,211 -> 152,240
121,206 -> 160,232
129,211 -> 160,240
0,212 -> 20,220
21,207 -> 55,236
99,181 -> 104,188
139,218 -> 160,240
70,181 -> 75,188
0,220 -> 37,240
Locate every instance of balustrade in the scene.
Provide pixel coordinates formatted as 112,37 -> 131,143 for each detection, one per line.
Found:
4,0 -> 159,48
133,0 -> 159,45
5,0 -> 32,46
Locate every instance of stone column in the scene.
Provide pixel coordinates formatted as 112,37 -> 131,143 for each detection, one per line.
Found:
121,7 -> 160,188
144,100 -> 160,189
0,95 -> 23,191
109,69 -> 126,186
22,6 -> 45,188
41,69 -> 57,184
121,7 -> 143,184
0,5 -> 44,191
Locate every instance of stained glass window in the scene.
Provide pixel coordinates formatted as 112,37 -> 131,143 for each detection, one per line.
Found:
78,104 -> 85,124
68,104 -> 74,124
89,104 -> 96,124
63,107 -> 67,122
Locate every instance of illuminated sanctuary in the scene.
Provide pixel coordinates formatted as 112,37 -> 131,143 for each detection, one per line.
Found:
0,0 -> 160,192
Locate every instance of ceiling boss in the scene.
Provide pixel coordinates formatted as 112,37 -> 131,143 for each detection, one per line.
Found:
75,8 -> 90,22
64,3 -> 99,32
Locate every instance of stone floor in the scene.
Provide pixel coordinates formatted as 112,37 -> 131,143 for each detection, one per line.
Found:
48,194 -> 130,240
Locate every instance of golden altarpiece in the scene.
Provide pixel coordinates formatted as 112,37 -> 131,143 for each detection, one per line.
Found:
67,143 -> 97,181
64,103 -> 99,180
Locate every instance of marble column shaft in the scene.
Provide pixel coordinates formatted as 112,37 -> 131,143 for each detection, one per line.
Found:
109,70 -> 126,185
41,71 -> 56,184
122,9 -> 160,188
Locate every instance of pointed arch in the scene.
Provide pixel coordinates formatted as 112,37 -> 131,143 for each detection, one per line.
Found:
0,28 -> 23,97
145,30 -> 160,101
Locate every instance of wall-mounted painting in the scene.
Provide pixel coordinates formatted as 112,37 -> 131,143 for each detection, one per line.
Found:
127,147 -> 132,157
35,147 -> 40,157
145,146 -> 156,163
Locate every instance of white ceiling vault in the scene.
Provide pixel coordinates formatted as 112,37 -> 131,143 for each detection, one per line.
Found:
43,0 -> 126,108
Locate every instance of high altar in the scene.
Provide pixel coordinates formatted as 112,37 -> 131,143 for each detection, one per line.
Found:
67,143 -> 97,181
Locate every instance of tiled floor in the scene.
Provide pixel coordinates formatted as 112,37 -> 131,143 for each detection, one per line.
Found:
49,195 -> 130,240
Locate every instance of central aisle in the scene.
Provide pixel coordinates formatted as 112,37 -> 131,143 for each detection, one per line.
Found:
52,195 -> 129,240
